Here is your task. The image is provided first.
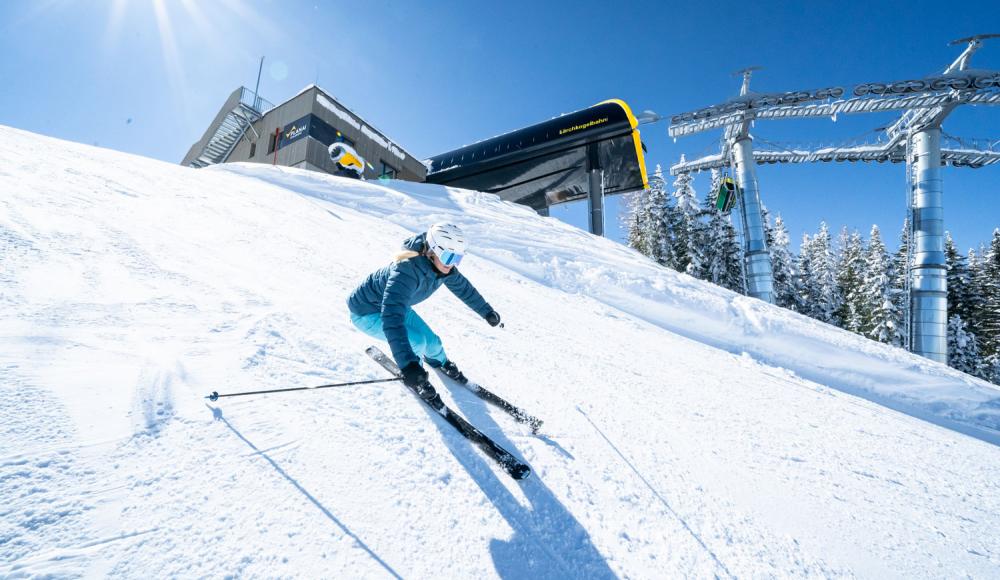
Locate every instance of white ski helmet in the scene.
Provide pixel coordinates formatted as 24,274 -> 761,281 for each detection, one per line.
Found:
426,223 -> 467,266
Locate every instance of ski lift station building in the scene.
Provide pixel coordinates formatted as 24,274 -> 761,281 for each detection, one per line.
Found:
182,85 -> 428,182
425,99 -> 649,233
184,86 -> 648,236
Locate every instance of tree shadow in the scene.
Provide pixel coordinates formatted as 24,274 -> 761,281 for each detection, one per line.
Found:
206,404 -> 402,579
427,382 -> 617,579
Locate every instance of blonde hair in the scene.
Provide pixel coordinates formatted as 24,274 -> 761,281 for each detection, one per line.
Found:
393,250 -> 421,263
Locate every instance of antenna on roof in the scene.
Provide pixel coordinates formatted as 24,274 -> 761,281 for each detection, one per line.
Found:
253,56 -> 265,112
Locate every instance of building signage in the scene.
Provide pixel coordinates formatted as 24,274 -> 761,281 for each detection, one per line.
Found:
558,117 -> 608,136
279,116 -> 311,148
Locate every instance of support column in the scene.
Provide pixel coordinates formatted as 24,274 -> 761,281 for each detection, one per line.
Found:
733,137 -> 774,303
586,144 -> 604,236
910,128 -> 947,363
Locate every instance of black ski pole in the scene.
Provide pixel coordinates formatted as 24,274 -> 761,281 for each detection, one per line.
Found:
206,377 -> 402,401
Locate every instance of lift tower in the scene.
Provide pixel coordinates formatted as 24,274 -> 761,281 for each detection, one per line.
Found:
670,71 -> 850,304
669,36 -> 1000,363
729,67 -> 774,304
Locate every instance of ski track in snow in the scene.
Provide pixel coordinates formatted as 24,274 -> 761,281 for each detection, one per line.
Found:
1,125 -> 999,578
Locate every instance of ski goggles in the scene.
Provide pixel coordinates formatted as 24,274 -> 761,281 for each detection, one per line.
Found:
436,249 -> 464,267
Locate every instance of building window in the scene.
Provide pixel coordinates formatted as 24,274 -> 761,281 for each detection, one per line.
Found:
335,131 -> 354,147
249,142 -> 257,157
307,116 -> 355,149
268,130 -> 279,154
380,161 -> 398,180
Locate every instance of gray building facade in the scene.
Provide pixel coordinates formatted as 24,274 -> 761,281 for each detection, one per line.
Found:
182,86 -> 427,182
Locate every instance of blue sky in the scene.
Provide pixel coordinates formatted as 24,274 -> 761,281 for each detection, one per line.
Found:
2,0 -> 998,253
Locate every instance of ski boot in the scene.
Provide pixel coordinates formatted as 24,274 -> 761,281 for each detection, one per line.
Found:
415,381 -> 444,410
440,361 -> 468,385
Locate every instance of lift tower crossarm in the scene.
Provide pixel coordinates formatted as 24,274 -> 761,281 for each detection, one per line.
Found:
670,38 -> 1000,139
671,86 -> 1000,137
670,140 -> 1000,174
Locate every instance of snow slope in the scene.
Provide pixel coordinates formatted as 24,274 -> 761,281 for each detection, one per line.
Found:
2,125 -> 999,578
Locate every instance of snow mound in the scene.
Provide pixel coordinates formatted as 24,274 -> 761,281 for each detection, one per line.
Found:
2,125 -> 999,578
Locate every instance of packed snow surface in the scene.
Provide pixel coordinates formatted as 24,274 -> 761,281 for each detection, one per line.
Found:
2,125 -> 999,578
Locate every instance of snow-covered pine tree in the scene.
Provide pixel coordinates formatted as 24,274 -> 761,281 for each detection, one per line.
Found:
624,188 -> 650,257
861,225 -> 903,346
657,168 -> 683,269
892,217 -> 912,286
984,356 -> 1000,386
947,314 -> 984,377
769,215 -> 801,312
942,231 -> 990,378
984,230 -> 1000,340
891,217 -> 912,342
625,168 -> 660,258
966,248 -> 993,382
835,227 -> 866,333
798,222 -> 841,324
642,165 -> 676,267
976,229 -> 1000,382
696,169 -> 718,281
625,164 -> 677,267
761,204 -> 774,249
966,248 -> 989,347
700,170 -> 745,292
671,159 -> 704,277
796,233 -> 816,316
945,232 -> 976,325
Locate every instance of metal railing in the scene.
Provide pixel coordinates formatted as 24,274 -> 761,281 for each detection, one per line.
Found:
187,88 -> 273,168
239,86 -> 274,114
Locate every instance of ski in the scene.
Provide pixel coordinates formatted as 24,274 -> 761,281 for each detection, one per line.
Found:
365,346 -> 531,480
436,371 -> 544,434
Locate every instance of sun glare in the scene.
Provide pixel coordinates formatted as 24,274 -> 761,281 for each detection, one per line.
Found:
104,0 -> 277,67
100,0 -> 277,127
105,0 -> 127,50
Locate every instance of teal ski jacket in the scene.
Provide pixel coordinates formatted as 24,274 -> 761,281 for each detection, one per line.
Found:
347,233 -> 493,367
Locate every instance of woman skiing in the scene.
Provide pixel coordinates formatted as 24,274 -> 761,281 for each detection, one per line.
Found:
347,223 -> 502,405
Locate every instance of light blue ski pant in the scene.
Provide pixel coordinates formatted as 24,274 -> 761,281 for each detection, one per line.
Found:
350,310 -> 447,366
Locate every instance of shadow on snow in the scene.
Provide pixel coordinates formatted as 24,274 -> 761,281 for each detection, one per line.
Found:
206,404 -> 403,580
430,379 -> 617,580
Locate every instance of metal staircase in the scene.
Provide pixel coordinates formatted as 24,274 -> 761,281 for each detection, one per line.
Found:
184,87 -> 274,168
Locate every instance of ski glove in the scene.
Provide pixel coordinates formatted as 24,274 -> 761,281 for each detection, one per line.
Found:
485,311 -> 502,327
400,362 -> 428,388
